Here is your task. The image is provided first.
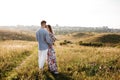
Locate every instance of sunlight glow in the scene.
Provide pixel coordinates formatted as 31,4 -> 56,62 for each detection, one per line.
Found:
0,0 -> 120,28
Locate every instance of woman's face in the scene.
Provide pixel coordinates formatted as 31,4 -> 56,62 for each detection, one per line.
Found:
46,25 -> 50,32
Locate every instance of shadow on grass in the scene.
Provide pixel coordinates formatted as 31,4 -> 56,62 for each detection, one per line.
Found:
43,71 -> 73,80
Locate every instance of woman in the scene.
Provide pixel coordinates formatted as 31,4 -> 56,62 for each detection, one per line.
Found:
46,25 -> 59,74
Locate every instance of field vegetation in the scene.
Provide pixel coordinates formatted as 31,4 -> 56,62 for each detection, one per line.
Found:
0,30 -> 120,80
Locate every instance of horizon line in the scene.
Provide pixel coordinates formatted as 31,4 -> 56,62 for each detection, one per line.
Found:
0,25 -> 120,29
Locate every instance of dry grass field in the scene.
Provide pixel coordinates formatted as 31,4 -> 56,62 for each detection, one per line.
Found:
0,30 -> 120,80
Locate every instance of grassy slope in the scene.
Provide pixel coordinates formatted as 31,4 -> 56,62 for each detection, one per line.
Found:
71,32 -> 120,47
0,29 -> 35,41
84,33 -> 120,43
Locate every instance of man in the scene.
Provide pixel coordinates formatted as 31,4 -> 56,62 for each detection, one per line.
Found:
36,20 -> 52,69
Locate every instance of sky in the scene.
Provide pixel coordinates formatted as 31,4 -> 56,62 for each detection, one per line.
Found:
0,0 -> 120,28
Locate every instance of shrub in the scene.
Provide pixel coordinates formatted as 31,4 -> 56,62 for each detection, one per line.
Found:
64,40 -> 72,44
79,41 -> 103,47
60,40 -> 72,45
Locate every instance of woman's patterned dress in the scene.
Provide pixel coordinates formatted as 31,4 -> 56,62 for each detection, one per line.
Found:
47,33 -> 58,72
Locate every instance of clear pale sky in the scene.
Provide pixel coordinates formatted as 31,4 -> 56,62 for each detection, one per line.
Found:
0,0 -> 120,28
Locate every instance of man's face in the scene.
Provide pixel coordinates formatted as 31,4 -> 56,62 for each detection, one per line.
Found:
42,23 -> 46,28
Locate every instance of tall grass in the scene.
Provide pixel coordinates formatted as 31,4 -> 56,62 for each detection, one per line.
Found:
0,32 -> 120,80
0,40 -> 37,79
2,42 -> 120,80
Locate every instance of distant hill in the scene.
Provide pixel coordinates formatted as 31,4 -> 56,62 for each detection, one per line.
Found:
0,30 -> 35,41
85,33 -> 120,43
79,33 -> 120,47
73,32 -> 94,38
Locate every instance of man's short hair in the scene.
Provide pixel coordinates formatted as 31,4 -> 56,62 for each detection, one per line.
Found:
41,20 -> 46,25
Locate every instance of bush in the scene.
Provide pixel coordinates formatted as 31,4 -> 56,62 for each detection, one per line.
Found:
79,41 -> 103,47
64,40 -> 72,44
60,40 -> 72,45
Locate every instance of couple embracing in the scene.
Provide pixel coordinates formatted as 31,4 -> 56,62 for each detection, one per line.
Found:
36,20 -> 59,74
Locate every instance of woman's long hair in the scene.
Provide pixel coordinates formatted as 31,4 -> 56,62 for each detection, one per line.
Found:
47,25 -> 53,34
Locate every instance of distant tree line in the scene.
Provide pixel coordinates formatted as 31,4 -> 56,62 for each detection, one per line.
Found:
0,26 -> 120,35
53,26 -> 120,35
